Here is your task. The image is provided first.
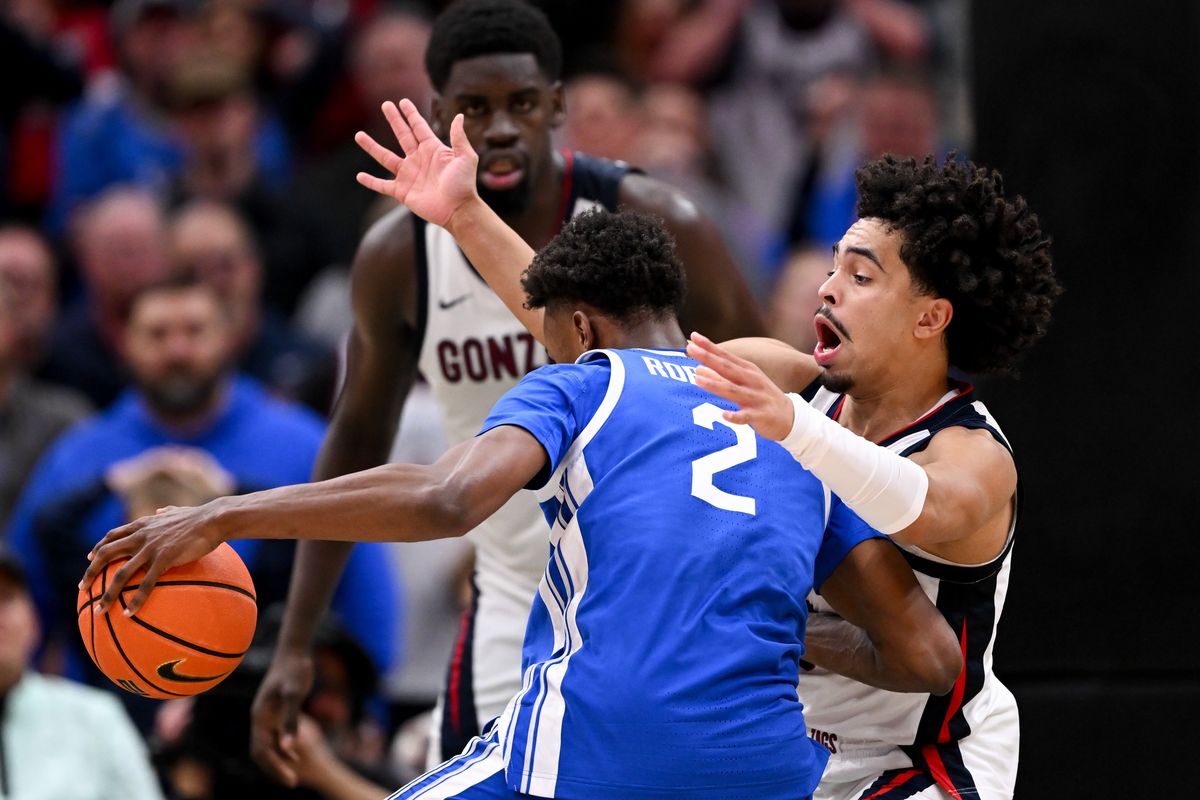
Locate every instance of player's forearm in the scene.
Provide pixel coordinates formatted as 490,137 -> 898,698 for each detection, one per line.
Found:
445,195 -> 545,342
805,613 -> 956,694
210,463 -> 470,547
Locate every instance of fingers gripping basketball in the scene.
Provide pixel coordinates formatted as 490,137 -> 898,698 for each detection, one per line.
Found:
77,542 -> 257,699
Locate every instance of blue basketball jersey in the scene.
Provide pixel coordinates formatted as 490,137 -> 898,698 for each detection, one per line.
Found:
477,348 -> 880,799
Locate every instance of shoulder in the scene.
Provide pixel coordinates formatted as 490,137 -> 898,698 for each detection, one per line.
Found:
349,205 -> 420,326
617,172 -> 705,226
352,205 -> 418,284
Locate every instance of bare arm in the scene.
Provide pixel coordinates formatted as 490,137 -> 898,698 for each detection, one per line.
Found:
687,333 -> 1016,557
81,425 -> 546,611
355,99 -> 545,341
355,99 -> 765,346
807,538 -> 961,694
902,426 -> 1016,555
719,336 -> 821,392
619,173 -> 764,341
278,208 -> 422,661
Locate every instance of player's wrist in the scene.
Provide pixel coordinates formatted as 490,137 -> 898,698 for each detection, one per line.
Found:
778,393 -> 928,535
444,192 -> 488,237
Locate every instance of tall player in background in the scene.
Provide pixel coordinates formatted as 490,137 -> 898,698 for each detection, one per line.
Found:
81,207 -> 961,800
251,0 -> 764,784
366,110 -> 1061,799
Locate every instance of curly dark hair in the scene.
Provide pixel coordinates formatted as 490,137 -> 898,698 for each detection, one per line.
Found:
522,209 -> 686,323
425,0 -> 562,92
855,155 -> 1061,374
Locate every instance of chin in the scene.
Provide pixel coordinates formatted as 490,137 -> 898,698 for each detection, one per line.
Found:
478,181 -> 533,217
819,370 -> 855,395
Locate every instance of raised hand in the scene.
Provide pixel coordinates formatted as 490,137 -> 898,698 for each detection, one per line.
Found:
687,332 -> 796,441
78,502 -> 225,616
355,98 -> 480,229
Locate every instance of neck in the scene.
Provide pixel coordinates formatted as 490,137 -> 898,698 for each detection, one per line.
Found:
838,358 -> 955,443
144,378 -> 232,436
608,318 -> 687,351
503,151 -> 566,250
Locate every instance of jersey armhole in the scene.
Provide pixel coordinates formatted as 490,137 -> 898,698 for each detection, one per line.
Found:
412,216 -> 429,356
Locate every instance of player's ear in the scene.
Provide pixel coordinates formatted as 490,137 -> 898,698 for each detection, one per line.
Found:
549,82 -> 566,129
572,310 -> 594,351
914,297 -> 953,341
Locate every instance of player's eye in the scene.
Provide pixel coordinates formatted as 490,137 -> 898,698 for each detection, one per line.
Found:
512,96 -> 537,114
853,274 -> 869,285
461,100 -> 487,117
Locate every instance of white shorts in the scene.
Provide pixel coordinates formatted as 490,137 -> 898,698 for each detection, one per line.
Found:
813,699 -> 1018,800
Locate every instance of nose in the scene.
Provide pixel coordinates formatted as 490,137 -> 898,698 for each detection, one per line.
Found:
818,269 -> 840,306
484,110 -> 519,145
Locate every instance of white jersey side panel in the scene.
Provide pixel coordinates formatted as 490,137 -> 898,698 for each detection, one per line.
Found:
798,387 -> 1018,751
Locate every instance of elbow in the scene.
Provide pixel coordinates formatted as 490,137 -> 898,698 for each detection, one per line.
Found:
416,480 -> 474,539
917,627 -> 963,696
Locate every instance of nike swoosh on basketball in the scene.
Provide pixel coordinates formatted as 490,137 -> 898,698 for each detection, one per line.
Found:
156,659 -> 227,683
439,294 -> 471,309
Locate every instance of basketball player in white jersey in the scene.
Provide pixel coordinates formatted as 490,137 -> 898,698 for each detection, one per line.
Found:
683,157 -> 1060,799
355,110 -> 1060,798
249,0 -> 762,784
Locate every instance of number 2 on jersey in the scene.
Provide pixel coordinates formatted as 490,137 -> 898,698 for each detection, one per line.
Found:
691,402 -> 757,515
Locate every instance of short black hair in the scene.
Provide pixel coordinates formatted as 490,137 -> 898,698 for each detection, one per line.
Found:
856,155 -> 1061,374
522,210 -> 686,324
425,0 -> 562,92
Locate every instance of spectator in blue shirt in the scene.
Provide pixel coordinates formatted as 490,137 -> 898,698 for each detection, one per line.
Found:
7,274 -> 398,726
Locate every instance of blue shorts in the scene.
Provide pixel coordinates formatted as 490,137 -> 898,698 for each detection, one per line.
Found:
389,731 -> 525,800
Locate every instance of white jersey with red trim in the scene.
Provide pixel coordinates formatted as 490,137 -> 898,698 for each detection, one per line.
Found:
797,382 -> 1020,800
412,152 -> 633,760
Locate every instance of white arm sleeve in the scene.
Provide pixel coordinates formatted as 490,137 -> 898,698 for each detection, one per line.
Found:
779,393 -> 929,535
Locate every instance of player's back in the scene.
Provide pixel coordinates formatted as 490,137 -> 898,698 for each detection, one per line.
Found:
482,348 -> 872,800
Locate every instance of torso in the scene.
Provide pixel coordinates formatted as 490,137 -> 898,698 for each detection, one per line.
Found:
798,381 -> 1020,752
412,151 -> 634,737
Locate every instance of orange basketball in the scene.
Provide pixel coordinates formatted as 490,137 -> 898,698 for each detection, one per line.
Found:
76,542 -> 257,699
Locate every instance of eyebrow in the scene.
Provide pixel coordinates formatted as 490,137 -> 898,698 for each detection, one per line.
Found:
833,242 -> 886,272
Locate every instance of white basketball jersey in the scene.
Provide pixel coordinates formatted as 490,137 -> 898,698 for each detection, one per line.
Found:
412,152 -> 633,755
797,382 -> 1019,786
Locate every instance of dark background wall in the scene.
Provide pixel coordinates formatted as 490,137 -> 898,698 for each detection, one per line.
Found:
971,1 -> 1200,795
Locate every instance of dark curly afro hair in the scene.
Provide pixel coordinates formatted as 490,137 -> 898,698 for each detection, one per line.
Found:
522,209 -> 686,324
425,0 -> 562,92
856,155 -> 1062,374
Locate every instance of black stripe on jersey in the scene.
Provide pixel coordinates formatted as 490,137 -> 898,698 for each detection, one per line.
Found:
899,534 -> 1013,584
901,741 -> 981,800
857,767 -> 935,799
800,376 -> 824,403
439,575 -> 481,761
412,216 -> 429,355
569,151 -> 635,212
913,571 -> 999,746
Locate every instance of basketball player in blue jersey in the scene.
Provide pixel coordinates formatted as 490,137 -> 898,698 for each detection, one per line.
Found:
352,103 -> 1061,799
81,207 -> 962,799
248,0 -> 764,782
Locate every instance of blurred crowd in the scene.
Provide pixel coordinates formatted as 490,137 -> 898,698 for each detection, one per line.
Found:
0,0 -> 966,797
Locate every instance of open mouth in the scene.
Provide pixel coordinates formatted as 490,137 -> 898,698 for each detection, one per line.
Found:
813,315 -> 844,365
480,155 -> 525,191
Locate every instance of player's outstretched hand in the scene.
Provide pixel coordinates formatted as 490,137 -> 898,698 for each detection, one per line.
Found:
687,332 -> 795,441
78,503 -> 225,616
251,651 -> 315,788
355,98 -> 479,229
